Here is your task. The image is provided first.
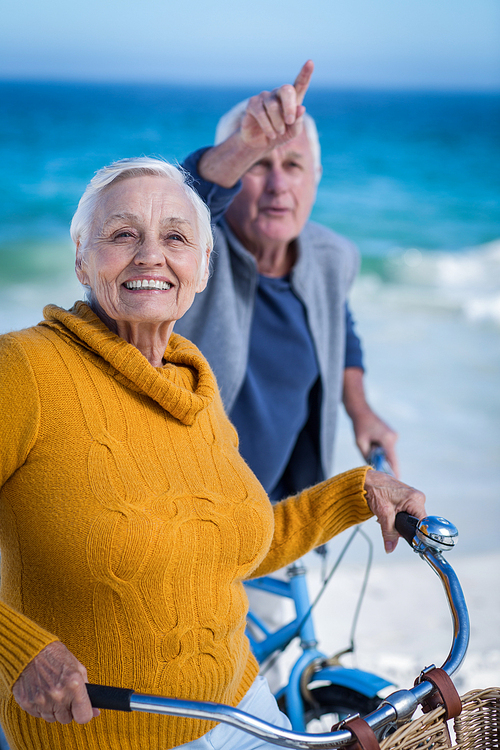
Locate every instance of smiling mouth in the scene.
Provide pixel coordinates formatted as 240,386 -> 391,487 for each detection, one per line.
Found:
124,280 -> 173,290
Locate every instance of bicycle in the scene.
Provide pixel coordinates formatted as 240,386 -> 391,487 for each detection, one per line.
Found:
85,510 -> 476,748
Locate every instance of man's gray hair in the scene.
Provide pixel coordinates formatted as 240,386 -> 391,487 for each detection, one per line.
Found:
70,156 -> 213,276
214,99 -> 322,184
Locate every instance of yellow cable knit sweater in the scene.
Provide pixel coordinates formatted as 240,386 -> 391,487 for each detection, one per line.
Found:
0,302 -> 372,749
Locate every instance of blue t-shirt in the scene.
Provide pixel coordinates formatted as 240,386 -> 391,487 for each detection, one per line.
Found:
229,274 -> 320,499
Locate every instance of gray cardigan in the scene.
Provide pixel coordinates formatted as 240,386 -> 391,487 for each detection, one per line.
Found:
175,217 -> 360,482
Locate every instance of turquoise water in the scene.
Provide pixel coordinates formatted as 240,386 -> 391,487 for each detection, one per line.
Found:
1,83 -> 499,262
1,82 -> 498,324
0,82 -> 499,549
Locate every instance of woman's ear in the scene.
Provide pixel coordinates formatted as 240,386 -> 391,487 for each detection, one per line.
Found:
196,247 -> 211,293
75,241 -> 89,286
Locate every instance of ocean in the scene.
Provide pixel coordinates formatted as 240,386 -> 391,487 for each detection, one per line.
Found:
1,82 -> 499,557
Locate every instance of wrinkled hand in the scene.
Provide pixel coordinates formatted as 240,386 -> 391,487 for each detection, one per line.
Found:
240,60 -> 314,151
364,470 -> 426,554
353,409 -> 399,478
197,60 -> 314,188
12,641 -> 99,725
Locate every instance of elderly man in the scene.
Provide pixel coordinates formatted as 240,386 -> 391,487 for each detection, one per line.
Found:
178,61 -> 398,507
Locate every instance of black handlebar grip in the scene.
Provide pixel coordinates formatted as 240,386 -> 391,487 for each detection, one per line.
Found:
86,683 -> 134,711
395,512 -> 419,546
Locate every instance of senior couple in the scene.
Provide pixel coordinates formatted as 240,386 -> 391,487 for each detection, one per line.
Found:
0,62 -> 419,750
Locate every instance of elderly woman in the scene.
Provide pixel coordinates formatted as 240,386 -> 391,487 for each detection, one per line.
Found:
0,153 -> 425,748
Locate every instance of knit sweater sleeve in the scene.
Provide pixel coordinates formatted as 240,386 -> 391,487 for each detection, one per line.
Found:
250,466 -> 373,578
0,335 -> 60,691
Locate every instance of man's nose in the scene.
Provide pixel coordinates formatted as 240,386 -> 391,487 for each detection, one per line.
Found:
265,167 -> 288,193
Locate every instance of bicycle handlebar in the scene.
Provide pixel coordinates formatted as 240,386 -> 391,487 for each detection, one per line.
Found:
367,445 -> 394,475
395,511 -> 419,544
86,511 -> 470,748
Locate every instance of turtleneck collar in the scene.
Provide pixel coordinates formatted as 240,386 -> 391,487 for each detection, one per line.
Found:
41,302 -> 217,426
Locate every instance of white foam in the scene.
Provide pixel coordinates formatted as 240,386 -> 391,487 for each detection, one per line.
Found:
383,240 -> 500,324
0,277 -> 83,334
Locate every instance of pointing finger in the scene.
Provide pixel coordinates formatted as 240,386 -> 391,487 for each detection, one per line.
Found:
293,60 -> 314,106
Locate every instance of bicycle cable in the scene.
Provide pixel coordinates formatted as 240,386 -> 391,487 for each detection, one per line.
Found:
260,525 -> 374,675
346,526 -> 373,654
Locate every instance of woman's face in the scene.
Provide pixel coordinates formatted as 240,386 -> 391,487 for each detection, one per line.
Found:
76,175 -> 210,330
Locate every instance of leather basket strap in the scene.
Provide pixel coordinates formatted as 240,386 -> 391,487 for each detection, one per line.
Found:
415,667 -> 462,720
331,715 -> 381,750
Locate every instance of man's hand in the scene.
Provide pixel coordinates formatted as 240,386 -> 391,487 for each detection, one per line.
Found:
343,367 -> 399,477
352,409 -> 399,478
239,59 -> 314,151
12,641 -> 99,725
364,470 -> 426,554
198,61 -> 314,188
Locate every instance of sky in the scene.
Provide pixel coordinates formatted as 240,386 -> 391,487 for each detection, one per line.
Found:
1,0 -> 499,90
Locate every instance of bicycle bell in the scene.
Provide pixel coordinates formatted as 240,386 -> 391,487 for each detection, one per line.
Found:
415,516 -> 458,553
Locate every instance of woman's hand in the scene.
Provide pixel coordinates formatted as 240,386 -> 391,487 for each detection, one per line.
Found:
364,470 -> 426,554
12,641 -> 99,725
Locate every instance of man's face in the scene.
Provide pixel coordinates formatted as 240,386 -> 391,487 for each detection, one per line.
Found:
225,128 -> 318,254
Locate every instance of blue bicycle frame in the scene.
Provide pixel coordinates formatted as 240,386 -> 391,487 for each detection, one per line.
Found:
245,559 -> 392,731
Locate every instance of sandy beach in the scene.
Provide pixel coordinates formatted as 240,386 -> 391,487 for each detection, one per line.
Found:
323,267 -> 499,697
312,542 -> 500,695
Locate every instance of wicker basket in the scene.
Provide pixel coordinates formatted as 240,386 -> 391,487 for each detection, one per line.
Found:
379,687 -> 500,750
380,704 -> 456,750
454,687 -> 500,750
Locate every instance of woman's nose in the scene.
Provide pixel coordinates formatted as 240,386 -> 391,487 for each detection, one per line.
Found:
134,237 -> 165,265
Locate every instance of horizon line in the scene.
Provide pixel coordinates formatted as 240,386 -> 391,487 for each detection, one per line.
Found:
1,75 -> 499,95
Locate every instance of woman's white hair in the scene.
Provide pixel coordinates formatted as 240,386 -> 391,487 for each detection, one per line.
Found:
70,156 -> 213,278
214,99 -> 322,184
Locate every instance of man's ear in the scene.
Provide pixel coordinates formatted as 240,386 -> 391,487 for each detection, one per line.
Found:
196,247 -> 211,293
75,241 -> 89,286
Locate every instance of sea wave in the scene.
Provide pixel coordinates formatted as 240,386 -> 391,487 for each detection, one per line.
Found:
1,239 -> 500,335
359,240 -> 500,326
